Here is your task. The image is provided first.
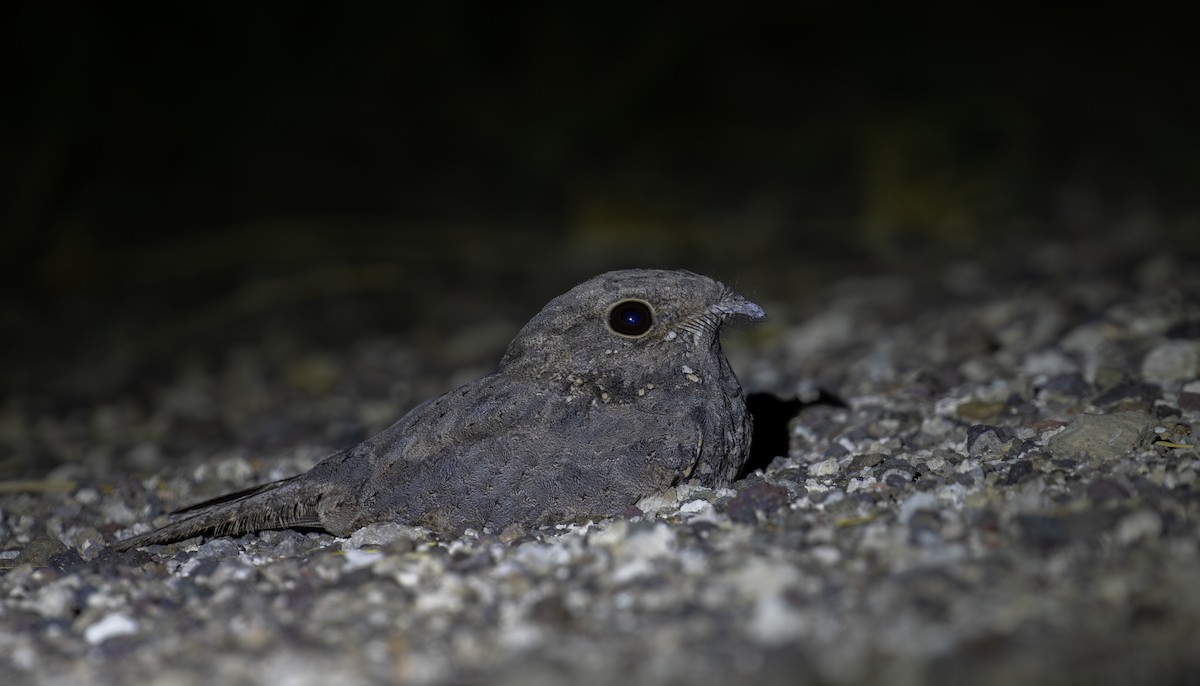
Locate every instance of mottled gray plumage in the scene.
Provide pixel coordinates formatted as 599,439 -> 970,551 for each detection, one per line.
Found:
114,269 -> 765,549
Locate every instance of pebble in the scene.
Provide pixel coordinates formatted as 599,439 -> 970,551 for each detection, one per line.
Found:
965,425 -> 1011,458
809,458 -> 841,477
344,522 -> 422,551
1142,341 -> 1200,385
1047,412 -> 1152,463
84,613 -> 139,645
727,482 -> 789,523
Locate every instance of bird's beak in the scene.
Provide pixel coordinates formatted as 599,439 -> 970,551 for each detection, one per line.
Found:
711,293 -> 767,322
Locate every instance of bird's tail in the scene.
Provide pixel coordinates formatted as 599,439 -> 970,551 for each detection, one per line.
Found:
112,475 -> 324,550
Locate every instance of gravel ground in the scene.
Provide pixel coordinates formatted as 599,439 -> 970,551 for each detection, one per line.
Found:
2,245 -> 1199,685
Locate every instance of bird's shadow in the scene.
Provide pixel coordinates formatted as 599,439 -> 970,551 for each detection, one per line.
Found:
738,390 -> 846,479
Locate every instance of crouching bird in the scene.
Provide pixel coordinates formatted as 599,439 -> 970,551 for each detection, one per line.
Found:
114,269 -> 765,549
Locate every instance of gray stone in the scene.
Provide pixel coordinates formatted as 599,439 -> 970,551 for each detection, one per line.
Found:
1048,412 -> 1152,463
1142,340 -> 1200,386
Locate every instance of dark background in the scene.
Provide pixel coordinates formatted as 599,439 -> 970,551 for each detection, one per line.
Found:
4,3 -> 1198,398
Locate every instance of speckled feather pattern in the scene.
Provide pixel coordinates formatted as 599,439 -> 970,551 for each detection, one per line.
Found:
114,269 -> 764,549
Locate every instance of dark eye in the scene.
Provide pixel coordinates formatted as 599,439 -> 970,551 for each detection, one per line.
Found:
607,299 -> 654,337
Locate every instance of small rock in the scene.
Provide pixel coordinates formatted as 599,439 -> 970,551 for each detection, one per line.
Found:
966,425 -> 1010,458
84,613 -> 139,645
1142,340 -> 1200,386
636,488 -> 680,515
194,538 -> 241,560
69,527 -> 107,561
17,537 -> 68,567
498,523 -> 527,544
255,529 -> 318,557
1022,349 -> 1079,376
1047,412 -> 1151,463
809,458 -> 841,477
848,453 -> 885,471
345,522 -> 421,551
727,483 -> 789,523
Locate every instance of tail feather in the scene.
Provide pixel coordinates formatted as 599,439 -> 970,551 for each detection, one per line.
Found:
169,476 -> 300,515
113,475 -> 324,550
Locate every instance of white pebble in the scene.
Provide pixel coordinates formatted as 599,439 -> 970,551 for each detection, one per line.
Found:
84,613 -> 139,645
810,458 -> 841,477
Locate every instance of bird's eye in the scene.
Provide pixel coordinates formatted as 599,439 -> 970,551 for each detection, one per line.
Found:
607,299 -> 654,337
